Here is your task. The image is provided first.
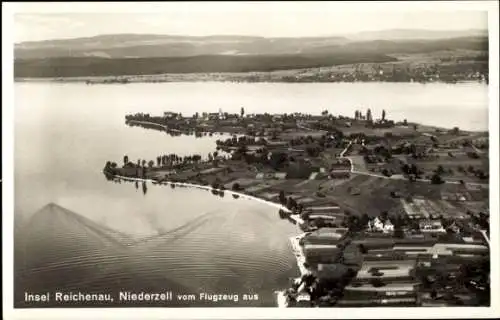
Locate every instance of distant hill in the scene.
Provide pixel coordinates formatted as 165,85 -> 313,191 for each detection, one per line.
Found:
15,34 -> 350,59
346,28 -> 488,41
13,30 -> 489,78
14,29 -> 488,59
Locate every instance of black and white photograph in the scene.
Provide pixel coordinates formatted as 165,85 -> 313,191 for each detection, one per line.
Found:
2,1 -> 499,319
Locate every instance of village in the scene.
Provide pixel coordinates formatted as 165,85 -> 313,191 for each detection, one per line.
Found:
104,107 -> 490,307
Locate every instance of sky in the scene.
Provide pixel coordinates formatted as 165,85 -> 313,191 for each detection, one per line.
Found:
11,2 -> 491,43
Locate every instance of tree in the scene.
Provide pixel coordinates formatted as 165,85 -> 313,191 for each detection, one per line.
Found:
358,244 -> 368,254
269,152 -> 288,170
382,109 -> 386,121
315,217 -> 326,228
403,119 -> 408,126
410,164 -> 418,175
232,182 -> 241,191
360,213 -> 370,227
370,278 -> 386,287
306,145 -> 322,157
436,165 -> 445,174
431,173 -> 444,184
393,216 -> 405,238
279,191 -> 286,205
380,211 -> 389,222
240,107 -> 245,118
431,290 -> 438,300
123,155 -> 129,166
382,168 -> 392,177
366,108 -> 372,122
401,164 -> 410,175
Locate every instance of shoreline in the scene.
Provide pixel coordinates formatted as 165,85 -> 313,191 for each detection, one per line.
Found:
108,172 -> 308,306
110,173 -> 299,217
127,110 -> 487,135
15,77 -> 486,85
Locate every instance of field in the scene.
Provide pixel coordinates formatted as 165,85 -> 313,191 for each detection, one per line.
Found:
340,125 -> 418,138
405,152 -> 488,182
316,172 -> 488,218
14,53 -> 397,78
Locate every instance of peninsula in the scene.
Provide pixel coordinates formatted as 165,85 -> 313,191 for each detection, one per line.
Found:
103,108 -> 490,307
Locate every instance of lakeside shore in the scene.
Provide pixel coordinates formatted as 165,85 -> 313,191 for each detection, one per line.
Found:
107,171 -> 309,307
15,75 -> 487,85
110,173 -> 298,216
14,58 -> 488,85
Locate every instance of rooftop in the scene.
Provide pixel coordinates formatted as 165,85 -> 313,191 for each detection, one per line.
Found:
356,260 -> 416,280
345,283 -> 418,293
307,227 -> 348,238
393,243 -> 489,257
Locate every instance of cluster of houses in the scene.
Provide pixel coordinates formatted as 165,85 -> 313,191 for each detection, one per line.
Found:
282,203 -> 490,307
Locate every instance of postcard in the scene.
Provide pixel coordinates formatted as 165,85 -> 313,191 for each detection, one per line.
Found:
2,1 -> 499,319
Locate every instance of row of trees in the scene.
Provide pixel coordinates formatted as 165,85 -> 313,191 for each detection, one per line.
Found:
353,108 -> 389,123
123,153 -> 204,169
215,135 -> 268,149
353,109 -> 372,122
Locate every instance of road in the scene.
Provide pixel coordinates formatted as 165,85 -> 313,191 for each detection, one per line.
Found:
479,229 -> 490,246
293,124 -> 488,188
338,140 -> 488,187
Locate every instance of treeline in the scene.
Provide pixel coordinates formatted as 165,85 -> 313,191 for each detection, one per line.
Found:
14,53 -> 397,78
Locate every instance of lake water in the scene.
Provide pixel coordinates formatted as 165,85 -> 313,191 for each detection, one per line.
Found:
13,81 -> 488,307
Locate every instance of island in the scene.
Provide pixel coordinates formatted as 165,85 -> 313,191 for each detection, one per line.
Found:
103,108 -> 490,307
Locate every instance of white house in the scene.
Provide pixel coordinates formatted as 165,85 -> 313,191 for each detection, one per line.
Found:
369,217 -> 394,233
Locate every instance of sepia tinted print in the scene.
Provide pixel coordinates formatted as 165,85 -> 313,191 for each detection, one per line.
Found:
13,7 -> 490,309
